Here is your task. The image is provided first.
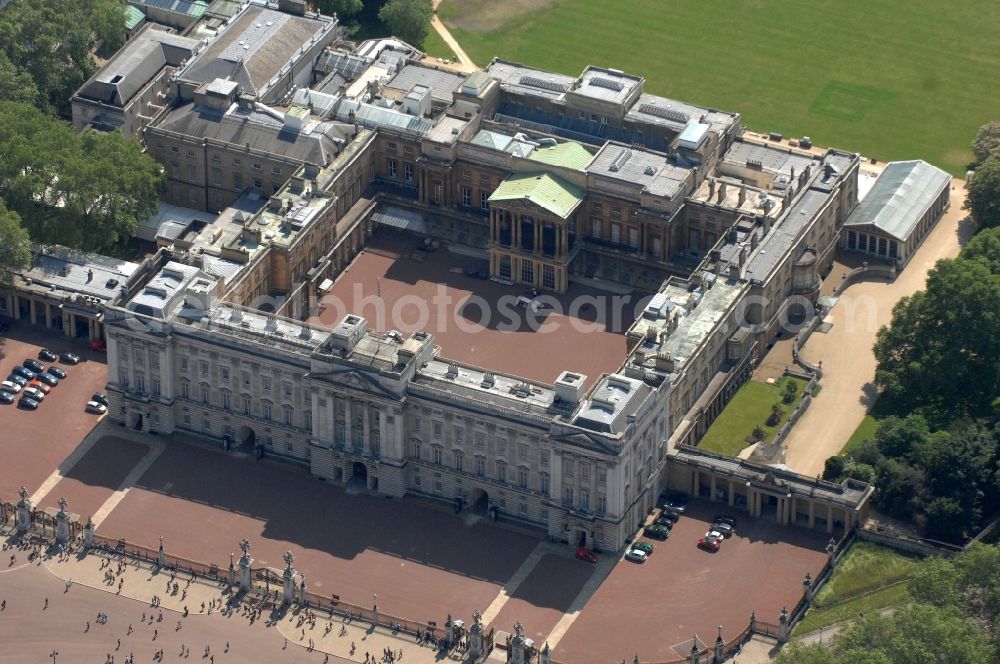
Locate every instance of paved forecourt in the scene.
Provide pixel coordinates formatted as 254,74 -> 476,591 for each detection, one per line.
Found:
0,326 -> 110,499
555,500 -> 830,663
95,438 -> 578,631
312,231 -> 637,386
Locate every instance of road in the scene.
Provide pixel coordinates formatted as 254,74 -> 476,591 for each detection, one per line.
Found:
783,183 -> 972,475
430,0 -> 477,72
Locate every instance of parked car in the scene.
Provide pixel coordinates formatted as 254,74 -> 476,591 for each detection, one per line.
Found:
85,401 -> 108,415
12,366 -> 36,381
625,548 -> 648,563
709,522 -> 734,538
23,358 -> 45,373
714,515 -> 737,528
698,534 -> 722,552
575,548 -> 598,563
91,393 -> 109,407
1,380 -> 22,394
46,366 -> 68,379
88,339 -> 106,353
38,349 -> 57,362
59,352 -> 81,365
22,386 -> 45,402
660,507 -> 682,523
7,374 -> 28,387
654,516 -> 675,529
28,380 -> 51,394
34,372 -> 58,387
659,491 -> 689,513
643,524 -> 670,540
18,396 -> 40,410
0,390 -> 15,404
631,541 -> 654,556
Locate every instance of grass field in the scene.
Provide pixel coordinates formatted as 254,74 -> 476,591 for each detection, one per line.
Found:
842,414 -> 880,457
438,0 -> 1000,175
421,29 -> 457,62
793,541 -> 920,635
699,375 -> 807,456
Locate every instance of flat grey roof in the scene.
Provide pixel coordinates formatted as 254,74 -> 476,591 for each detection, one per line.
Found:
128,261 -> 215,319
573,374 -> 650,434
19,247 -> 139,301
387,64 -> 465,103
626,92 -> 737,134
486,59 -> 574,101
587,143 -> 690,198
744,187 -> 829,282
723,141 -> 815,176
843,160 -> 951,241
572,66 -> 642,105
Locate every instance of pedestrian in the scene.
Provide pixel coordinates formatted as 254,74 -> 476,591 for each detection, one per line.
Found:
153,628 -> 157,640
117,639 -> 121,650
1,599 -> 5,611
86,621 -> 90,632
43,597 -> 48,609
128,624 -> 133,635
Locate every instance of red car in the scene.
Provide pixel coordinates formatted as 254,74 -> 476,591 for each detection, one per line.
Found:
698,534 -> 722,552
575,547 -> 598,563
88,339 -> 107,353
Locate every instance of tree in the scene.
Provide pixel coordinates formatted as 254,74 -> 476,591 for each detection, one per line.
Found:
962,226 -> 1000,274
966,158 -> 1000,229
0,51 -> 38,105
378,0 -> 433,47
313,0 -> 364,18
0,199 -> 30,280
971,121 -> 1000,166
0,0 -> 126,114
822,455 -> 846,481
773,642 -> 837,664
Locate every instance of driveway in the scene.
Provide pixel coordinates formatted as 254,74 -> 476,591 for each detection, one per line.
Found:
783,183 -> 973,475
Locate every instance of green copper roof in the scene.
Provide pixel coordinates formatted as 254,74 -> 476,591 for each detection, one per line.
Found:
528,141 -> 593,171
489,173 -> 583,219
124,5 -> 146,30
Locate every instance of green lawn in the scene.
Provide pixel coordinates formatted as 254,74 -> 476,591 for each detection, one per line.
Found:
698,375 -> 807,456
793,541 -> 921,635
421,29 -> 457,62
842,414 -> 880,457
439,0 -> 1000,175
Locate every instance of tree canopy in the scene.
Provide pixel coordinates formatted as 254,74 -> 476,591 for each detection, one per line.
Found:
0,199 -> 31,280
966,158 -> 1000,230
0,102 -> 163,255
313,0 -> 364,18
972,121 -> 1000,167
0,0 -> 126,115
378,0 -> 433,47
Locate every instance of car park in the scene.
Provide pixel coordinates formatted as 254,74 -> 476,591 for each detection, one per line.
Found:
38,349 -> 57,362
28,380 -> 51,394
85,401 -> 108,415
34,372 -> 58,387
632,541 -> 654,556
643,524 -> 670,540
18,396 -> 40,410
23,358 -> 45,373
59,352 -> 81,365
575,547 -> 598,563
698,533 -> 722,552
46,366 -> 68,379
12,366 -> 36,381
0,390 -> 14,404
22,386 -> 45,402
625,548 -> 648,563
91,393 -> 109,407
1,380 -> 22,394
8,374 -> 28,387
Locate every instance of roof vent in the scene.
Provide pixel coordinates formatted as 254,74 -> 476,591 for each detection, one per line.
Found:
445,364 -> 459,379
609,148 -> 632,172
481,372 -> 496,388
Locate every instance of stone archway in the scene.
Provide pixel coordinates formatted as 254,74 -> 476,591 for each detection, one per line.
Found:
237,425 -> 256,451
469,488 -> 489,515
351,461 -> 368,487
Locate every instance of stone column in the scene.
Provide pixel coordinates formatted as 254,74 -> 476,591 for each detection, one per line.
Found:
378,410 -> 387,457
44,303 -> 53,329
282,551 -> 296,605
689,637 -> 700,664
539,642 -> 550,664
445,614 -> 453,646
344,398 -> 352,449
778,607 -> 789,642
15,485 -> 33,534
803,572 -> 814,602
469,610 -> 484,659
83,517 -> 94,549
826,505 -> 834,534
714,625 -> 724,663
361,404 -> 370,455
728,481 -> 735,507
157,536 -> 166,567
709,476 -> 717,502
298,576 -> 307,607
238,539 -> 253,593
509,622 -> 526,664
228,552 -> 236,588
28,298 -> 36,325
808,501 -> 815,528
55,497 -> 70,544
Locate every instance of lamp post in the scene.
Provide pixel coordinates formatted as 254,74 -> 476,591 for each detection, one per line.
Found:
50,650 -> 59,663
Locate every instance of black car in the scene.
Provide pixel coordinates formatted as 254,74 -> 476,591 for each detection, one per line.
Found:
23,358 -> 45,373
654,516 -> 675,529
91,393 -> 109,407
714,515 -> 737,528
0,390 -> 15,404
59,352 -> 81,365
644,524 -> 670,540
46,366 -> 68,379
661,507 -> 682,522
18,396 -> 40,410
8,374 -> 29,387
710,522 -> 734,538
36,372 -> 59,387
38,349 -> 58,362
12,366 -> 36,381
